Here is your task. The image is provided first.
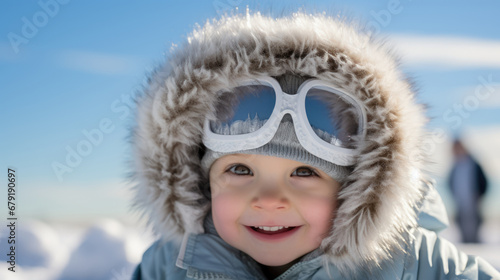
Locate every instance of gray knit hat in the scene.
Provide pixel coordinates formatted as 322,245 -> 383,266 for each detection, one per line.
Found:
201,74 -> 351,182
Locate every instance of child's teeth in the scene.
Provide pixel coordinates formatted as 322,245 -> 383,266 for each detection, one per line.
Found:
257,226 -> 285,231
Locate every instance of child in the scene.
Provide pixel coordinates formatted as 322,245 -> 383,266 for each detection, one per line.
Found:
130,12 -> 500,279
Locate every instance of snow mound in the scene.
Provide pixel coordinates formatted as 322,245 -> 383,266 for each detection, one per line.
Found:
0,220 -> 69,280
57,219 -> 134,280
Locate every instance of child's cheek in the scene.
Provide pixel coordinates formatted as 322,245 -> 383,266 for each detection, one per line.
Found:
299,195 -> 336,242
211,192 -> 244,245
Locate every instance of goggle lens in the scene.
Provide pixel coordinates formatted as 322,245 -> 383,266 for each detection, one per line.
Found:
305,88 -> 360,148
211,85 -> 276,135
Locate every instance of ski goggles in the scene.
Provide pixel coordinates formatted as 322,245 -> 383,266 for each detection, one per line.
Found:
203,76 -> 366,166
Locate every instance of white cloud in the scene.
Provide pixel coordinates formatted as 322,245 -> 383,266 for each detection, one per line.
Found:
390,35 -> 500,69
58,50 -> 143,75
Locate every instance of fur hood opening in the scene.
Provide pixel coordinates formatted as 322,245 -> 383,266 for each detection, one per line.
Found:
131,12 -> 428,273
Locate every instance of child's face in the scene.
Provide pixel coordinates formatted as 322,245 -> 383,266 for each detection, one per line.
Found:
209,154 -> 339,267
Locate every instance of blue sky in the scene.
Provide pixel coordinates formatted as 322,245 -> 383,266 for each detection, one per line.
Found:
1,0 -> 500,222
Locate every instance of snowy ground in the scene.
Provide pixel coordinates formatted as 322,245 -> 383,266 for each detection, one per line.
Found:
0,219 -> 499,280
0,219 -> 155,280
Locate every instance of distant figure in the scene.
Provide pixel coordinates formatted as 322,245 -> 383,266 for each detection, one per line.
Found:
448,139 -> 488,243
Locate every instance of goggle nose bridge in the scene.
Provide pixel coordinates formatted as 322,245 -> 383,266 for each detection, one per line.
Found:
272,90 -> 306,131
280,91 -> 300,112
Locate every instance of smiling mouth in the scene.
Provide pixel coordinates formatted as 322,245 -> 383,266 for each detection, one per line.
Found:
249,226 -> 298,235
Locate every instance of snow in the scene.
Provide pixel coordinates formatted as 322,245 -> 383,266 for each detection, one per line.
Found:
0,219 -> 498,279
57,220 -> 135,280
0,219 -> 154,280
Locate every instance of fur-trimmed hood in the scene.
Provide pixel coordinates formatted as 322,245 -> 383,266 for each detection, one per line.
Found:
131,12 -> 428,273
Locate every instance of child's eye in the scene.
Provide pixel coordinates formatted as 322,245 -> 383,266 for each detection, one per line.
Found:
292,167 -> 318,177
227,164 -> 253,176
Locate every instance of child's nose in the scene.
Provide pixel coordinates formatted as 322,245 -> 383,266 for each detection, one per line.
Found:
252,186 -> 290,211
